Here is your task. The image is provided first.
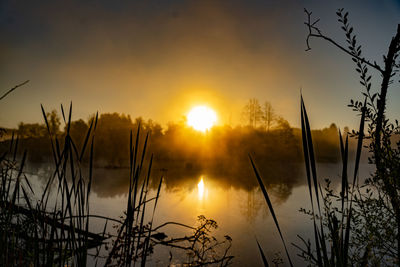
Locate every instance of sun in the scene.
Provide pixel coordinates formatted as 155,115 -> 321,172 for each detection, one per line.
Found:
187,106 -> 217,132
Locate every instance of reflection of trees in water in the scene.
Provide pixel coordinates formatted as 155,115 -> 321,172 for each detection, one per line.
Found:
243,190 -> 263,223
152,160 -> 301,191
26,161 -> 297,224
25,160 -> 301,201
239,183 -> 294,222
268,183 -> 293,205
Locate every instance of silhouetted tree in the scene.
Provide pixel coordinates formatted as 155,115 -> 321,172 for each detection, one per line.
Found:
95,113 -> 134,167
67,119 -> 89,148
262,101 -> 276,131
17,122 -> 46,138
242,98 -> 262,127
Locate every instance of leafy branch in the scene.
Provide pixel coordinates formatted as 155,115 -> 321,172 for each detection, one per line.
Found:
304,9 -> 383,73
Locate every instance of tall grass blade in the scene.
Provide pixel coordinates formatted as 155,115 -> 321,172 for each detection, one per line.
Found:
352,97 -> 367,187
79,116 -> 94,161
339,132 -> 349,203
249,155 -> 293,267
301,96 -> 327,266
301,96 -> 321,212
153,176 -> 163,213
343,98 -> 366,266
301,98 -> 314,210
61,103 -> 66,123
339,132 -> 349,260
41,105 -> 58,168
256,239 -> 270,267
94,112 -> 98,130
67,102 -> 72,134
139,132 -> 149,173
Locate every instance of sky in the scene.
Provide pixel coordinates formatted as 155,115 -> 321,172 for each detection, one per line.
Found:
1,0 -> 400,129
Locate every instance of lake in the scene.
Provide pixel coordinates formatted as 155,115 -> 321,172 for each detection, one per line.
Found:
26,161 -> 373,266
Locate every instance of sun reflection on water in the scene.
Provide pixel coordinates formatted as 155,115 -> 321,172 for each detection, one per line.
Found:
198,176 -> 205,200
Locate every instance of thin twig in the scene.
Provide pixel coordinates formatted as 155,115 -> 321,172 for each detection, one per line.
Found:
0,80 -> 29,101
153,221 -> 196,232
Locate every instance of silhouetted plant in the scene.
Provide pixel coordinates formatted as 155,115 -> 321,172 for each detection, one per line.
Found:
0,80 -> 29,101
152,215 -> 234,267
305,7 -> 400,265
253,8 -> 400,267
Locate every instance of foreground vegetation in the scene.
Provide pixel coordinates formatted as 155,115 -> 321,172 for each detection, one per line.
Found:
253,8 -> 400,267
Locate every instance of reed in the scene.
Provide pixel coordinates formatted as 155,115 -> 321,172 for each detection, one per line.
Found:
252,95 -> 366,266
0,103 -> 164,266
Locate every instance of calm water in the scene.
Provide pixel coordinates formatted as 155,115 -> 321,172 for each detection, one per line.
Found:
27,161 -> 373,266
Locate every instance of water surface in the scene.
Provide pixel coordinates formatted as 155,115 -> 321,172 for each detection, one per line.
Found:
28,162 -> 373,266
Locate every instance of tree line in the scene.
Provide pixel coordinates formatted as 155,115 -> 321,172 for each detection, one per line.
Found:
1,109 -> 342,185
242,98 -> 277,131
